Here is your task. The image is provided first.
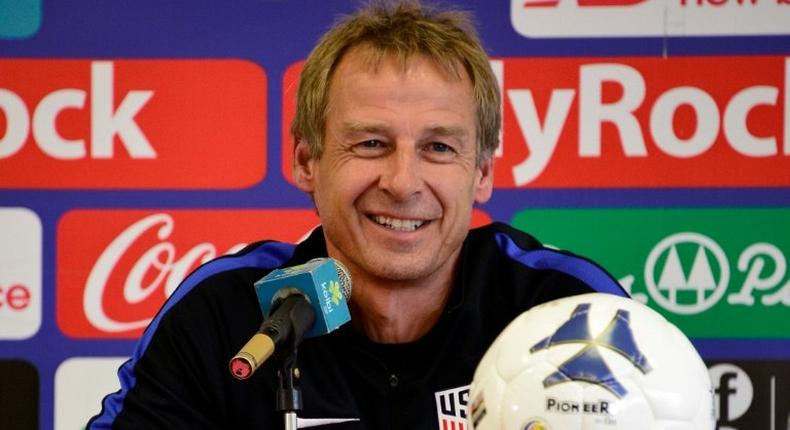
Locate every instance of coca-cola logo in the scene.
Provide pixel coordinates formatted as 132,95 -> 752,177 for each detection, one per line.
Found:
83,213 -> 246,332
57,209 -> 320,338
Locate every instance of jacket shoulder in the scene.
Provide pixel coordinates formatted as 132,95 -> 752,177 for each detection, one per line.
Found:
469,222 -> 626,296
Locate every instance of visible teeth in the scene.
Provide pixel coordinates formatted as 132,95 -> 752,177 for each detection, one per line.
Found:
372,215 -> 425,231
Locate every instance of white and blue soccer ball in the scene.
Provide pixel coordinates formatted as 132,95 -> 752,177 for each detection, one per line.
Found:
469,293 -> 714,430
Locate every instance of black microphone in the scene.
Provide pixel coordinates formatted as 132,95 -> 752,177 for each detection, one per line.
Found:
229,258 -> 352,380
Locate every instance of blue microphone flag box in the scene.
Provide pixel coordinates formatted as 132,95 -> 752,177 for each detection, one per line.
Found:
254,259 -> 351,338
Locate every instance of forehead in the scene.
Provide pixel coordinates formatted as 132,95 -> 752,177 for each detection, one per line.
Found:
334,43 -> 469,81
326,47 -> 475,116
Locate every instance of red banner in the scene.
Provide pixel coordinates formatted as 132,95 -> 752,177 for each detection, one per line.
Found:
0,60 -> 267,189
283,56 -> 790,188
495,56 -> 790,187
57,210 -> 320,339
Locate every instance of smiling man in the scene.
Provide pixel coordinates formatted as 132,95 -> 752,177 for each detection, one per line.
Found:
89,1 -> 626,429
293,49 -> 492,344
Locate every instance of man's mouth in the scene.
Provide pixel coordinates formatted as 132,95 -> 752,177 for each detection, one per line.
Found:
370,215 -> 427,232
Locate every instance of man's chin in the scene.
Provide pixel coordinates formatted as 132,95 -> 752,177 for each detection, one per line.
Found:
362,257 -> 438,283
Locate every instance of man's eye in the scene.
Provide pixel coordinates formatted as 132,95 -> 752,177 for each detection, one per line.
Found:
359,140 -> 384,148
427,142 -> 454,153
351,139 -> 388,156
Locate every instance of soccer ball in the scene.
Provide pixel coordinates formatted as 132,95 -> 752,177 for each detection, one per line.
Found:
469,293 -> 714,430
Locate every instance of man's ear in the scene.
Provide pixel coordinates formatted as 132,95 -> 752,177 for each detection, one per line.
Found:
473,157 -> 494,204
293,138 -> 317,193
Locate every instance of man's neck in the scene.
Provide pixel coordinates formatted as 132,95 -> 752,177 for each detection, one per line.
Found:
349,278 -> 453,343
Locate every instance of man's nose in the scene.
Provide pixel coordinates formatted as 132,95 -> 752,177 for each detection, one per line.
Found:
378,147 -> 422,201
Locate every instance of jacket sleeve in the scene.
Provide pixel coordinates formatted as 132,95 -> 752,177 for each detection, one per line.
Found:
87,292 -> 227,429
87,242 -> 297,428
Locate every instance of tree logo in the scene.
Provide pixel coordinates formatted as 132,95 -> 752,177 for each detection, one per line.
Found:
645,232 -> 729,315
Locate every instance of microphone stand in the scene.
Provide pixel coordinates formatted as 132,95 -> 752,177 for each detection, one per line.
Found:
276,349 -> 302,430
230,295 -> 314,428
274,296 -> 314,430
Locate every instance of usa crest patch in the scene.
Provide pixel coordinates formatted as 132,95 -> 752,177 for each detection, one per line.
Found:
434,385 -> 470,430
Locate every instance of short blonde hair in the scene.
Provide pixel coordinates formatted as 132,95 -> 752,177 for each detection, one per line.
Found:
291,0 -> 500,164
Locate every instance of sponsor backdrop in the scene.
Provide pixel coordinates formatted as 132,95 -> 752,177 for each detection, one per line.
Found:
0,1 -> 788,428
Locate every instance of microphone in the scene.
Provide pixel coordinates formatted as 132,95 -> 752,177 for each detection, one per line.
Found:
229,258 -> 352,380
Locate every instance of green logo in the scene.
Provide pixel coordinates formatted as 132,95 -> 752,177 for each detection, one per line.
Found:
0,0 -> 41,39
511,209 -> 790,338
328,280 -> 342,306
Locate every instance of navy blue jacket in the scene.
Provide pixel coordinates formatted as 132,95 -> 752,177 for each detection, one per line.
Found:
89,222 -> 626,429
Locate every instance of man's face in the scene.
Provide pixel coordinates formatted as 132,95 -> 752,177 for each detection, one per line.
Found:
294,50 -> 493,285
